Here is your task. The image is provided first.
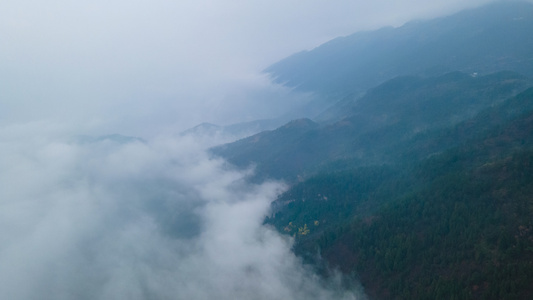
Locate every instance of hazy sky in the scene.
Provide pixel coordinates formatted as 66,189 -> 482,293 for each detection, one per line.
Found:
0,0 -> 499,136
0,1 -> 520,299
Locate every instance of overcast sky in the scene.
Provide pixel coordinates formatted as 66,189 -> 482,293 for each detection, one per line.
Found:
1,1 -> 523,299
0,0 -> 503,137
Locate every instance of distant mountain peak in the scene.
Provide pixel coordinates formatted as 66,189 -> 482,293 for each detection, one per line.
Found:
265,1 -> 533,96
280,118 -> 319,129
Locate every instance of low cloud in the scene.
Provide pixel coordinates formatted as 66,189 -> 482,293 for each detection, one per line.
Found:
0,0 -> 500,136
1,1 -> 503,298
0,126 -> 362,300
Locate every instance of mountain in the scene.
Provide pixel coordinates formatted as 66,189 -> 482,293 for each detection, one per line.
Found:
181,122 -> 223,136
72,134 -> 146,144
212,118 -> 320,180
181,117 -> 316,141
212,71 -> 531,181
210,2 -> 533,298
265,1 -> 533,97
265,87 -> 533,299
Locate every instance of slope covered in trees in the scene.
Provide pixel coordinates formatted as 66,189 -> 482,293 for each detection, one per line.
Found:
212,71 -> 530,181
265,87 -> 533,299
211,2 -> 533,299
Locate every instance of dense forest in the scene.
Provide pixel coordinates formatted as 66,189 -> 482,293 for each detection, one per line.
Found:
214,2 -> 533,299
265,88 -> 533,299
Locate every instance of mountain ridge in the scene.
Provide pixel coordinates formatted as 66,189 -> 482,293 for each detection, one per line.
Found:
212,71 -> 531,181
265,86 -> 533,299
265,1 -> 533,97
211,2 -> 533,298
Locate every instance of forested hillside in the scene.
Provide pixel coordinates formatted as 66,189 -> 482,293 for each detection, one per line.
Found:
212,2 -> 533,299
212,71 -> 530,181
265,87 -> 533,299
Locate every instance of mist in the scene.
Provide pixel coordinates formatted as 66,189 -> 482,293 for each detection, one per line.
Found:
0,0 -> 499,136
0,126 -> 365,299
1,0 -> 513,299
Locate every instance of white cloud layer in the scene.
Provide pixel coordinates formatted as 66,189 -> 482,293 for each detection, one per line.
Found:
1,1 -> 519,299
0,127 -> 362,300
0,0 -> 499,136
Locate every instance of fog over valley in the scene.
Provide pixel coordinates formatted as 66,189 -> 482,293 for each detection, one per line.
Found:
0,128 -> 359,299
2,1 -> 531,299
